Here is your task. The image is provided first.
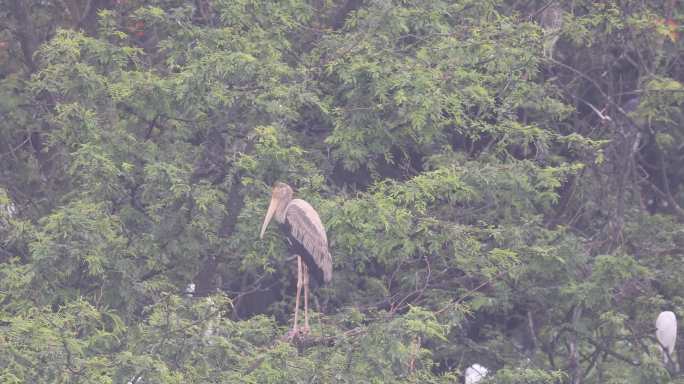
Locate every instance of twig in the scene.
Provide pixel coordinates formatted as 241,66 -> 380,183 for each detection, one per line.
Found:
390,254 -> 432,313
560,325 -> 641,367
642,166 -> 684,220
0,136 -> 31,159
434,270 -> 506,315
530,0 -> 559,20
548,58 -> 641,129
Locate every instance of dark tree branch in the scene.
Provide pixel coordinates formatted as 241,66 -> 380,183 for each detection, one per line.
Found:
654,134 -> 684,220
194,170 -> 246,296
568,306 -> 582,384
580,334 -> 640,367
9,0 -> 38,73
560,325 -> 641,367
75,0 -> 95,29
527,309 -> 539,352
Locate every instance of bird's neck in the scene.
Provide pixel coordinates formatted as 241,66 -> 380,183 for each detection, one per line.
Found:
275,199 -> 290,223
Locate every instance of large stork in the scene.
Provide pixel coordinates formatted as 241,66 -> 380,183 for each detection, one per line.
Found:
259,182 -> 332,337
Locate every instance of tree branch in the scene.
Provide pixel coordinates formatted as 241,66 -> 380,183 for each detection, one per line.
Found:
9,0 -> 38,73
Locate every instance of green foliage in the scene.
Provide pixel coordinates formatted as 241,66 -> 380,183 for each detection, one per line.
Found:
488,368 -> 566,383
0,0 -> 683,382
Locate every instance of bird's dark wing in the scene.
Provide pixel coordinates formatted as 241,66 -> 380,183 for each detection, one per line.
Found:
284,199 -> 332,283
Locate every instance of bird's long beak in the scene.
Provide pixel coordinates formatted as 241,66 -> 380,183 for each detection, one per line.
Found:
260,197 -> 278,239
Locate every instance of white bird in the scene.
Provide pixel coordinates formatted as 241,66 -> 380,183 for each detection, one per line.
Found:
656,311 -> 677,363
465,363 -> 488,384
3,201 -> 15,218
185,283 -> 196,297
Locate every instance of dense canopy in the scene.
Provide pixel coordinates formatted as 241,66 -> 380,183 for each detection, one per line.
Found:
0,1 -> 683,383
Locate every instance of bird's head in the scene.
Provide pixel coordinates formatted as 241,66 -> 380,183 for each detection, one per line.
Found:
259,182 -> 294,239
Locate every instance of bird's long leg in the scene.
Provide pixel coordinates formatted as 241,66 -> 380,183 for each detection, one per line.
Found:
302,262 -> 310,334
292,255 -> 303,336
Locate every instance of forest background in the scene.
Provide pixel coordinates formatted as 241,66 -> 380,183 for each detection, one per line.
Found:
0,1 -> 683,383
